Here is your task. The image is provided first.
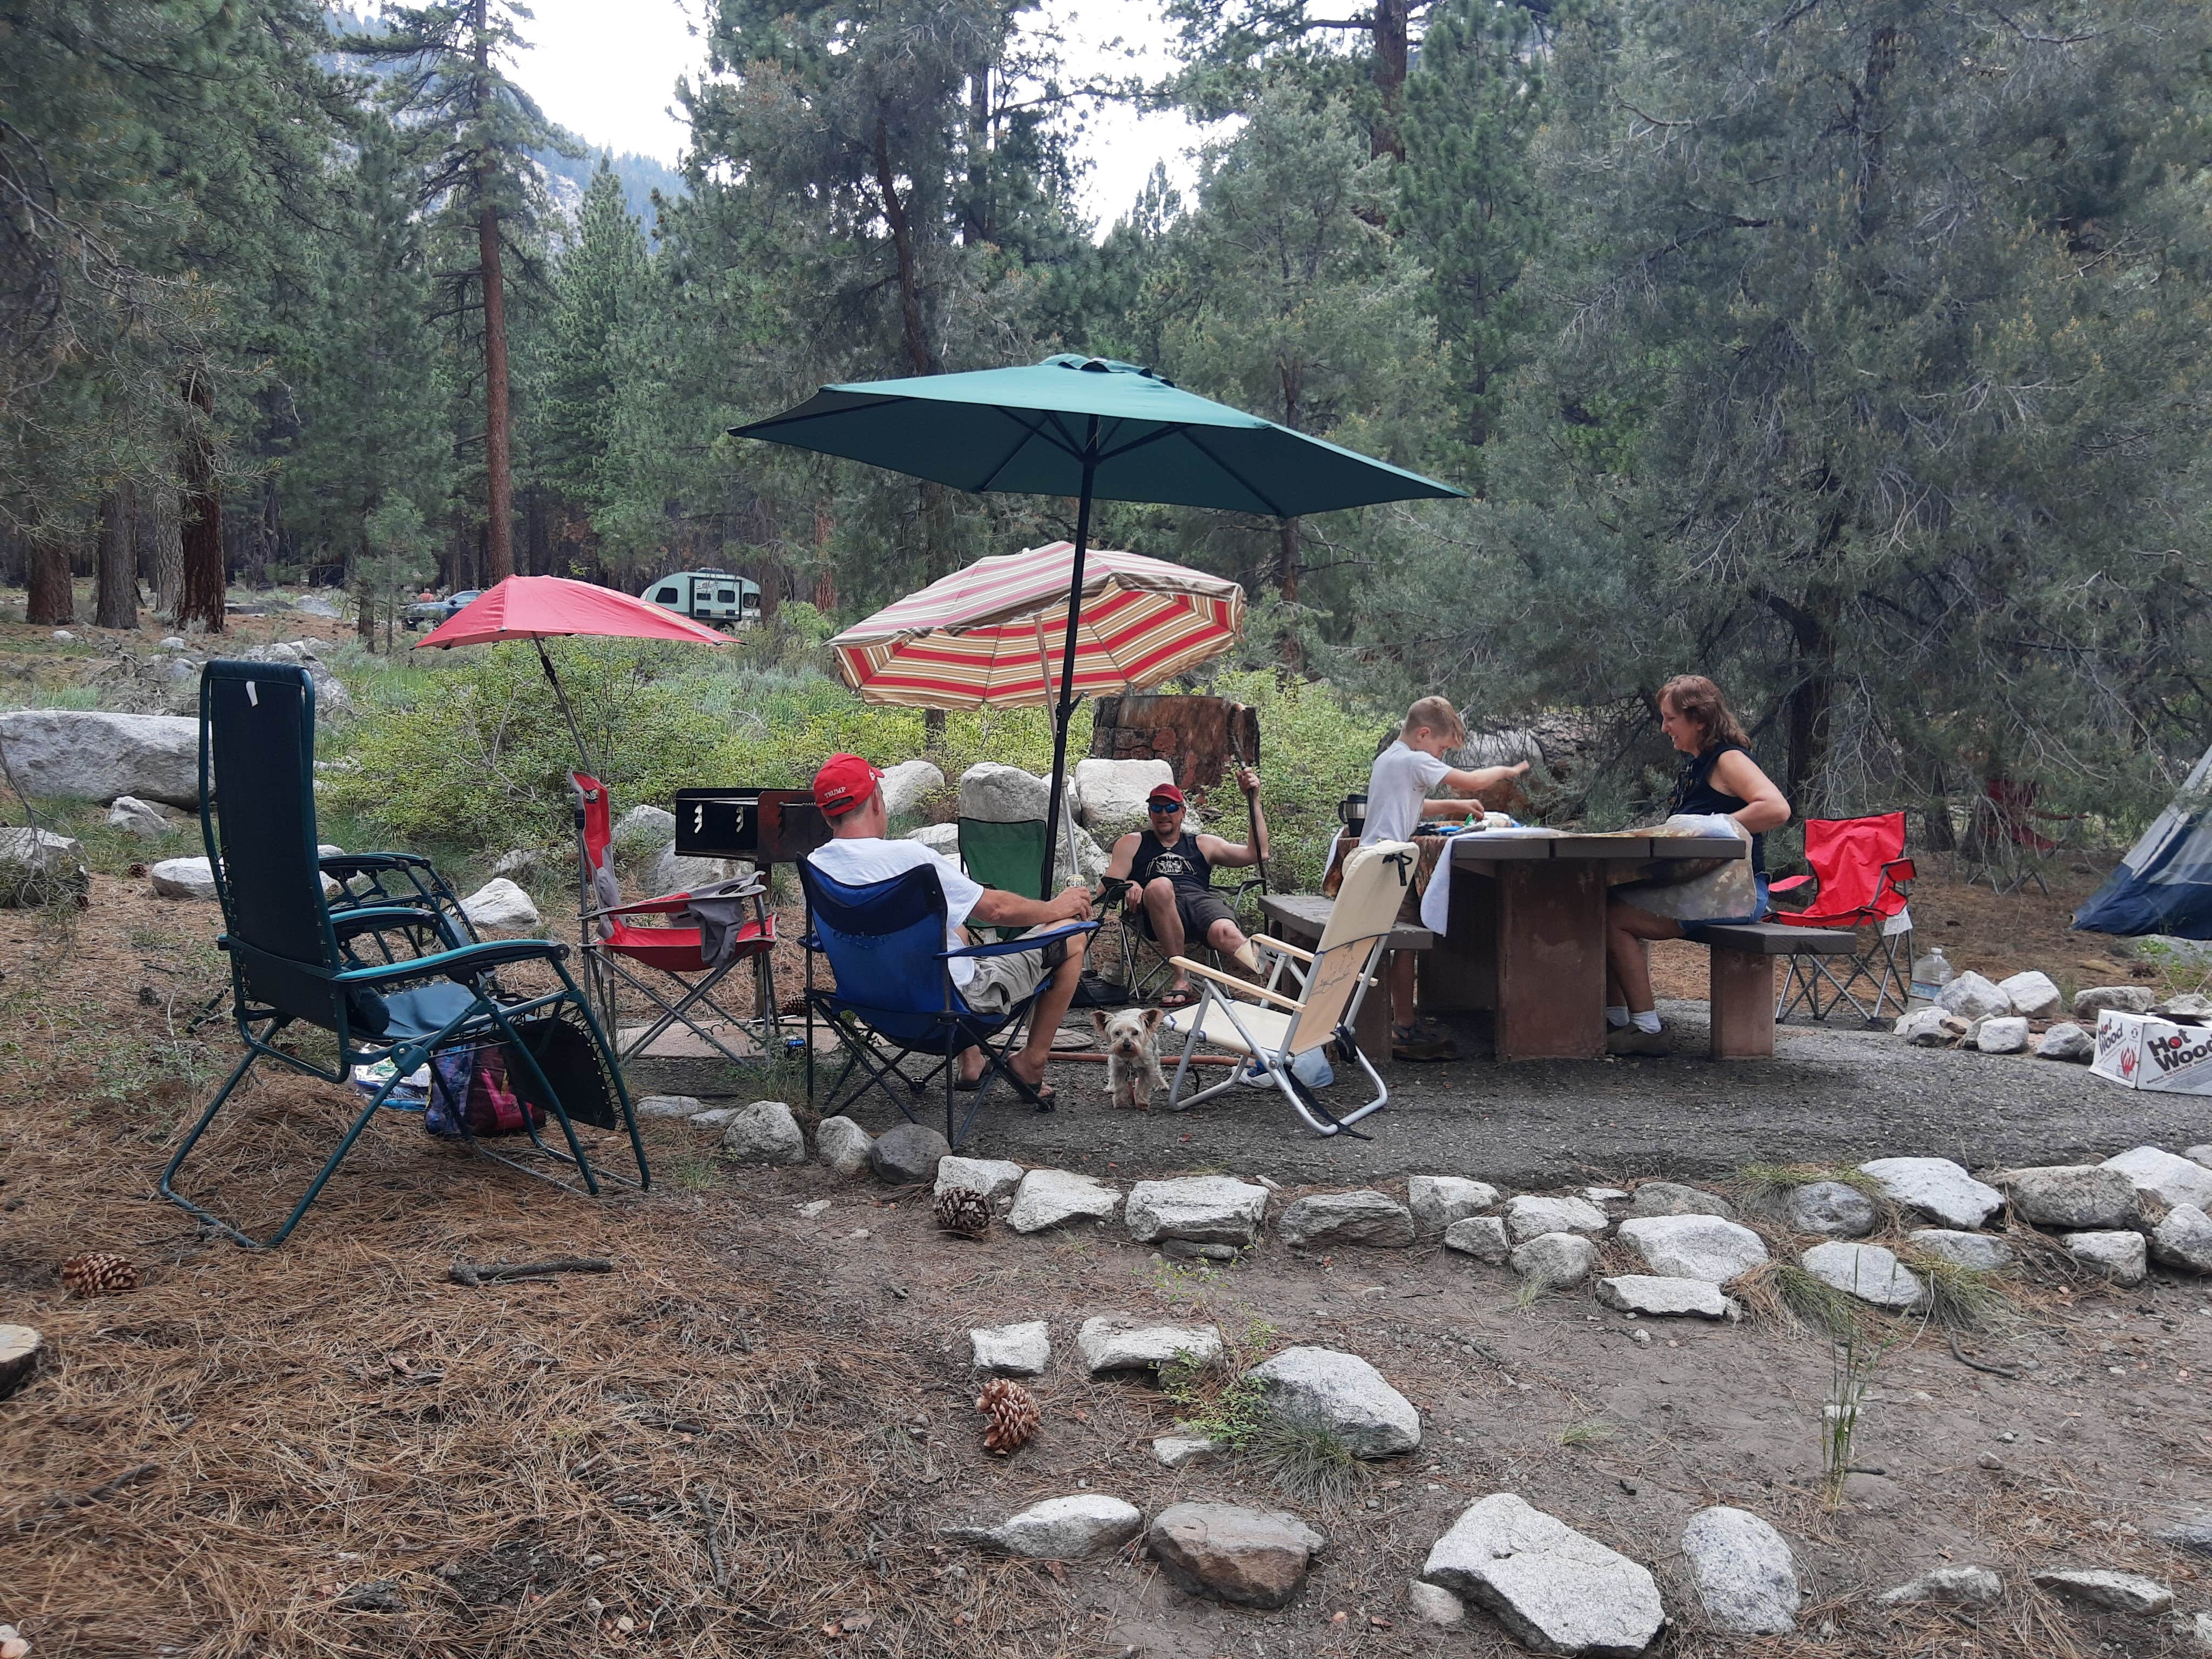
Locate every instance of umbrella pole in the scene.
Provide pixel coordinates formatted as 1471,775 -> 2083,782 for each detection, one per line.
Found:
534,636 -> 593,775
1041,424 -> 1099,899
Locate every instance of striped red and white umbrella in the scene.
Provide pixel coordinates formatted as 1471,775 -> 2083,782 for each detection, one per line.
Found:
828,542 -> 1245,709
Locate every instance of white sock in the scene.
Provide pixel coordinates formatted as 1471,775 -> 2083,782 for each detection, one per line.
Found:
1605,1006 -> 1630,1029
1633,1009 -> 1662,1034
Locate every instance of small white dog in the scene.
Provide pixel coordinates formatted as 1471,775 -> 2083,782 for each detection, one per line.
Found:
1090,1007 -> 1167,1111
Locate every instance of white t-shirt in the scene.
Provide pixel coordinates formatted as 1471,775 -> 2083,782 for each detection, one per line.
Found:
807,836 -> 988,986
1361,739 -> 1453,847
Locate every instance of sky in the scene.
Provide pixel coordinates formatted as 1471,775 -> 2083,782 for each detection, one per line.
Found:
507,0 -> 1216,233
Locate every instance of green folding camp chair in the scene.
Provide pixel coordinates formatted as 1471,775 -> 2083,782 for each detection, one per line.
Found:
160,660 -> 647,1249
957,817 -> 1049,941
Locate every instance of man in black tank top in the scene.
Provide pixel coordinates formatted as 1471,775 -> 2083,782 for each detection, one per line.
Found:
1102,770 -> 1269,1007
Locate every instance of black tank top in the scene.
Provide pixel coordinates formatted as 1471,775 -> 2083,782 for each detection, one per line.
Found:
1132,828 -> 1213,892
1670,743 -> 1765,875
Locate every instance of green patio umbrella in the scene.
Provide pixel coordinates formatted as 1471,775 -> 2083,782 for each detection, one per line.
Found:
731,353 -> 1465,894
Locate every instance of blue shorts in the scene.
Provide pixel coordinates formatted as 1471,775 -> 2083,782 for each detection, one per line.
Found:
1677,874 -> 1771,942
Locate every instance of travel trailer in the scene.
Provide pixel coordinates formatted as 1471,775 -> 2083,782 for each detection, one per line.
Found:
640,570 -> 761,626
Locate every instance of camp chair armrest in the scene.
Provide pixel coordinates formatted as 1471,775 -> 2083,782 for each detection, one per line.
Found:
338,939 -> 569,987
1251,935 -> 1314,965
943,920 -> 1100,961
1168,957 -> 1305,1014
320,852 -> 438,876
1881,857 -> 1916,884
1767,873 -> 1814,894
328,905 -> 467,952
584,880 -> 766,922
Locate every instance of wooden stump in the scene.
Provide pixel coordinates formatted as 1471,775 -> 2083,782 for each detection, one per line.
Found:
0,1324 -> 42,1399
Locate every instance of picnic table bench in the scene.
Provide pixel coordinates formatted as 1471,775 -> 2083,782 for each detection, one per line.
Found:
1257,892 -> 1432,1057
1698,921 -> 1857,1058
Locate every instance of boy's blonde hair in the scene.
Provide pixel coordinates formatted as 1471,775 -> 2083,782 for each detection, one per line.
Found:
1400,695 -> 1466,746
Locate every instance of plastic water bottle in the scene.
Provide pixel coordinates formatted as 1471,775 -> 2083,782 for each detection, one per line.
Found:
1910,946 -> 1954,1008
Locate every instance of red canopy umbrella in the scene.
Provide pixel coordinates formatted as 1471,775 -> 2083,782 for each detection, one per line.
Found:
413,575 -> 727,768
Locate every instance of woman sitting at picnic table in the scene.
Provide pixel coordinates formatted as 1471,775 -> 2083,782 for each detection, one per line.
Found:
1606,675 -> 1790,1055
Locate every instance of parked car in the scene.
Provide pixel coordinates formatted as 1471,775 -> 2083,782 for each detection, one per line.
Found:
640,570 -> 761,626
402,589 -> 482,630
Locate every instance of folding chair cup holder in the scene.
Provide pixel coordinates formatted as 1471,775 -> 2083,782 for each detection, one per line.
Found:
1768,811 -> 1917,1026
1158,840 -> 1411,1138
159,663 -> 648,1249
798,860 -> 1097,1149
571,772 -> 782,1069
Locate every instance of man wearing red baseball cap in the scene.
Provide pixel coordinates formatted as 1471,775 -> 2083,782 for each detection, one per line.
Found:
805,752 -> 1092,1105
1100,764 -> 1269,1008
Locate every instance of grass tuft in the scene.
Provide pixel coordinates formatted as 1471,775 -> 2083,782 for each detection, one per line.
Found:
1728,1260 -> 1864,1339
1901,1252 -> 2017,1331
1245,1410 -> 1365,1504
1557,1418 -> 1616,1447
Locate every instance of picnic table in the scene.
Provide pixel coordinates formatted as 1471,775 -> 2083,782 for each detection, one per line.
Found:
1324,830 -> 1746,1061
1438,830 -> 1744,1060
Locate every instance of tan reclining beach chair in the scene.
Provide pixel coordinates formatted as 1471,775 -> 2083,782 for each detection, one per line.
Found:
1159,840 -> 1414,1136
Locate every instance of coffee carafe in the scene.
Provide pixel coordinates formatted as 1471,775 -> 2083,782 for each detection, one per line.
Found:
1337,792 -> 1367,836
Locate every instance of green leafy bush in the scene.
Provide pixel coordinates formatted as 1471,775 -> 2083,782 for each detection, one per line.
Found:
322,638 -> 1395,874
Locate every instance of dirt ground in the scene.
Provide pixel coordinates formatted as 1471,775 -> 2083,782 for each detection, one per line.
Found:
4,872 -> 2211,1658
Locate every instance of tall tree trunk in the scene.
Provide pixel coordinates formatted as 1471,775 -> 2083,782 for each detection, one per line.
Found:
474,0 -> 514,583
140,486 -> 181,619
95,484 -> 138,629
962,64 -> 991,246
355,514 -> 375,645
1764,591 -> 1836,810
25,530 -> 74,625
1274,518 -> 1304,674
525,486 -> 550,576
178,368 -> 225,633
1370,0 -> 1411,160
873,117 -> 935,377
479,199 -> 514,582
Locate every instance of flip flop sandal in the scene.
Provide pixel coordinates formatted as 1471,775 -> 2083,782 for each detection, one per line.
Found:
953,1075 -> 987,1092
1004,1073 -> 1058,1112
1156,987 -> 1200,1010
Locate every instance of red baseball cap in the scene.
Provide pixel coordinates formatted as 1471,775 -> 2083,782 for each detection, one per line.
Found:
812,752 -> 883,818
1146,783 -> 1186,809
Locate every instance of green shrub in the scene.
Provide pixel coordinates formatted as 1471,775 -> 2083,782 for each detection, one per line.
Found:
326,639 -> 726,849
321,635 -> 1397,872
1200,667 -> 1391,894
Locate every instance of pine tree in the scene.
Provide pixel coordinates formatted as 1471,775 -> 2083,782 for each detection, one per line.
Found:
1427,0 -> 2212,819
348,0 -> 567,584
1396,0 -> 1552,477
534,161 -> 650,523
282,118 -> 453,644
1145,86 -> 1447,667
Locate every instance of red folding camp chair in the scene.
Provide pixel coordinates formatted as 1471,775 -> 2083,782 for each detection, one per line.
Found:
572,773 -> 779,1068
1768,812 -> 1916,1024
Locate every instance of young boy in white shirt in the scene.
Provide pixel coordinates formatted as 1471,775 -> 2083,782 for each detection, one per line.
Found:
1360,696 -> 1529,1060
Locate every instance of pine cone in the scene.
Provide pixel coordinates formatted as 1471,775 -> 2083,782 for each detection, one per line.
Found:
933,1185 -> 991,1240
975,1377 -> 1038,1454
60,1253 -> 141,1298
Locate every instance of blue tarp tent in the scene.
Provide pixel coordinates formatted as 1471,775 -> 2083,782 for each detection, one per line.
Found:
2073,743 -> 2212,938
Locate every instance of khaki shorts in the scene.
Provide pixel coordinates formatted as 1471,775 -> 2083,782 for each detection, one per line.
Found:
962,925 -> 1075,1014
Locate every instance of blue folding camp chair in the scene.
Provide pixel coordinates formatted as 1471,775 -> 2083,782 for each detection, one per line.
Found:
799,860 -> 1096,1149
160,661 -> 648,1248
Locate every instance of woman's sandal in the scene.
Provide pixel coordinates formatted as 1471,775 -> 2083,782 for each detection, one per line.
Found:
1156,986 -> 1199,1010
